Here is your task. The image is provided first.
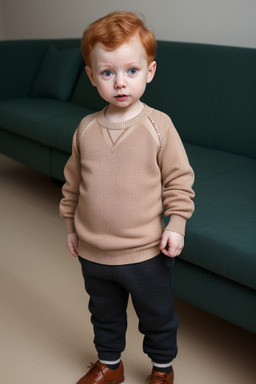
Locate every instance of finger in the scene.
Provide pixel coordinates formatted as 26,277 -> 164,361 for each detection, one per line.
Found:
165,243 -> 180,258
159,233 -> 168,251
71,244 -> 78,257
67,242 -> 78,257
161,248 -> 169,256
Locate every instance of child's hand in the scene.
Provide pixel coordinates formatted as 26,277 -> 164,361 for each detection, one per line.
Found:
66,232 -> 79,257
160,230 -> 184,258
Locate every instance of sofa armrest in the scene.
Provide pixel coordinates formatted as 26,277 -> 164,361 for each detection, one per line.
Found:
0,40 -> 49,100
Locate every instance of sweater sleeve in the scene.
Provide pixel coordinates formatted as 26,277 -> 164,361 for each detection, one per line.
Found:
157,114 -> 195,236
59,128 -> 82,234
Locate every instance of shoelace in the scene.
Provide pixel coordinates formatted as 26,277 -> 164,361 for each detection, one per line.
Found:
147,372 -> 170,384
87,362 -> 104,377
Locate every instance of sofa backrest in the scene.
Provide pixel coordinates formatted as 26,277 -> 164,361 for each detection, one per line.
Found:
71,69 -> 107,111
72,40 -> 256,158
3,39 -> 254,158
142,41 -> 256,159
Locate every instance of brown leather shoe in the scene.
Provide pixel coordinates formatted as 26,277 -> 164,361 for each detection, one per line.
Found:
147,369 -> 174,384
76,361 -> 124,384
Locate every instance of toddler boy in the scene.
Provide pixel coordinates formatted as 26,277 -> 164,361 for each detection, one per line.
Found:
60,11 -> 195,384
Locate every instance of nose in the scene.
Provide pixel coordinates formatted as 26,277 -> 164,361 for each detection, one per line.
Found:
114,73 -> 126,89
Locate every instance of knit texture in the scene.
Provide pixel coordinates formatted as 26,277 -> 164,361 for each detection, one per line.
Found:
59,104 -> 195,265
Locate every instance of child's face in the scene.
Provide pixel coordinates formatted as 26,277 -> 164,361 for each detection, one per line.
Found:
86,34 -> 156,114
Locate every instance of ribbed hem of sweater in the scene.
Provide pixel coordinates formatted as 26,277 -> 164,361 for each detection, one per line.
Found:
165,215 -> 187,236
78,241 -> 161,266
65,218 -> 76,234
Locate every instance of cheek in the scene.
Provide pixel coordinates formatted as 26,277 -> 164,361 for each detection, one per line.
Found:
98,83 -> 110,96
134,79 -> 147,96
94,79 -> 107,92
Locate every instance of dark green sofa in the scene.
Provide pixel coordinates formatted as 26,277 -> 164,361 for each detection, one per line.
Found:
0,39 -> 255,333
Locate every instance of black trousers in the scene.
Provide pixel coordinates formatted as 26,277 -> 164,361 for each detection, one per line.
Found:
79,254 -> 179,364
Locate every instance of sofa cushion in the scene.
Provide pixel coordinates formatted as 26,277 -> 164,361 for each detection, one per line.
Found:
0,97 -> 93,151
30,44 -> 82,101
40,108 -> 96,152
178,144 -> 256,290
0,40 -> 50,99
184,144 -> 256,183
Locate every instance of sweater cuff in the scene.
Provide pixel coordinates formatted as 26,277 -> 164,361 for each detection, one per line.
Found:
165,215 -> 187,236
65,219 -> 76,234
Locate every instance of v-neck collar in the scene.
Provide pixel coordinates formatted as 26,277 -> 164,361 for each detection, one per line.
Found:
96,104 -> 152,130
97,104 -> 153,152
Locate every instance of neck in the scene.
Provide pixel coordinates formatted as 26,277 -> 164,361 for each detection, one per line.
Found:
105,100 -> 144,123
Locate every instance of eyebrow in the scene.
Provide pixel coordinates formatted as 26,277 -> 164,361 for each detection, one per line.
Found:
97,61 -> 141,70
96,64 -> 112,70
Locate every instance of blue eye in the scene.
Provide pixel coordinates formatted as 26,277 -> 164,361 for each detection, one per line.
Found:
128,68 -> 138,75
103,70 -> 113,77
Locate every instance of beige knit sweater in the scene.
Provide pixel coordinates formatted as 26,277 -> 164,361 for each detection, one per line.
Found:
59,104 -> 195,265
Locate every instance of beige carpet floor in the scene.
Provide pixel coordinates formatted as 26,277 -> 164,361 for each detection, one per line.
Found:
0,153 -> 255,384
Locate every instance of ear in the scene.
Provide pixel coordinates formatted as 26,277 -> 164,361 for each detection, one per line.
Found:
85,66 -> 97,87
147,61 -> 157,84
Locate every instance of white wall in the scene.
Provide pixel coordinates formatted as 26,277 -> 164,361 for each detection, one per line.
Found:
2,0 -> 256,48
0,0 -> 5,39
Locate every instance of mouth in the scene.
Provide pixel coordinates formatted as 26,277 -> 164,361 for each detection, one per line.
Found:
115,94 -> 129,101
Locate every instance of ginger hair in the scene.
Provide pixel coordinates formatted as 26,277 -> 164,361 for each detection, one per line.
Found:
81,11 -> 157,67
